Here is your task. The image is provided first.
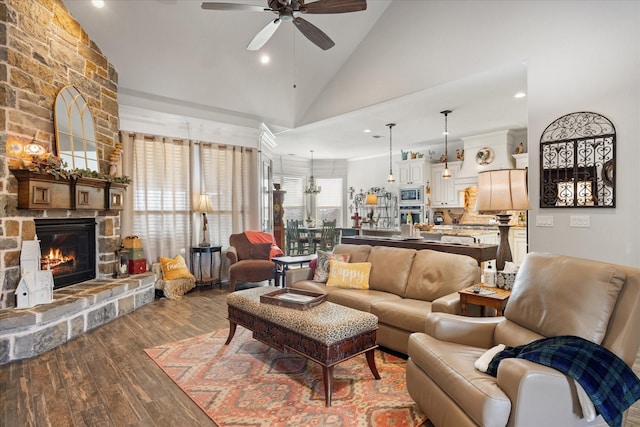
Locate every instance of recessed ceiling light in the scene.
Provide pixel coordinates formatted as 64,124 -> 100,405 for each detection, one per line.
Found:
363,129 -> 371,133
260,55 -> 270,65
514,92 -> 526,98
92,0 -> 105,8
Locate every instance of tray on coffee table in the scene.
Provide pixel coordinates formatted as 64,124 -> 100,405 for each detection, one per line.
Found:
260,288 -> 327,310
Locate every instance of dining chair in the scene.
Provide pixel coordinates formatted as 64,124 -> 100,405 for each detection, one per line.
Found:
312,220 -> 337,252
286,220 -> 309,255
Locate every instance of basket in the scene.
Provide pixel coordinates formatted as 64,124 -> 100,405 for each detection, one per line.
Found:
497,272 -> 517,290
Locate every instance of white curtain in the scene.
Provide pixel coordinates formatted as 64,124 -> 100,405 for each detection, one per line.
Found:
130,134 -> 192,264
200,143 -> 258,248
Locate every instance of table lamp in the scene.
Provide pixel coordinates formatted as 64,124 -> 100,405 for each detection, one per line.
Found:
475,169 -> 530,271
194,193 -> 214,247
365,193 -> 378,225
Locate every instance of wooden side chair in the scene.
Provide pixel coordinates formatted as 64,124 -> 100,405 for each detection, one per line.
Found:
312,220 -> 337,252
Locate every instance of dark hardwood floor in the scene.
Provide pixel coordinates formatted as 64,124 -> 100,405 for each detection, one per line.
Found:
1,285 -> 233,427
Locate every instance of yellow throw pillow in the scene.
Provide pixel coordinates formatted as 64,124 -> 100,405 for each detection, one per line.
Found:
159,255 -> 194,280
326,261 -> 371,290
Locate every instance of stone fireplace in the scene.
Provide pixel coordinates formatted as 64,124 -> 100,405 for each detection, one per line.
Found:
35,218 -> 97,289
1,0 -> 124,309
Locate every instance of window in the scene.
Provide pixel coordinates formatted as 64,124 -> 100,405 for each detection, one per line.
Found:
316,178 -> 343,226
275,175 -> 305,222
132,136 -> 191,264
201,144 -> 256,248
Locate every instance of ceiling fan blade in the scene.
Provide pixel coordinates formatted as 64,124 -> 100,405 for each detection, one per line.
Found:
303,0 -> 367,14
293,17 -> 335,50
201,2 -> 267,11
247,19 -> 282,51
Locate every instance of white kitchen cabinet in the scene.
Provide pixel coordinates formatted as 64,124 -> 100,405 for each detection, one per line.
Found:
398,159 -> 428,185
509,227 -> 527,266
512,153 -> 528,169
430,161 -> 462,207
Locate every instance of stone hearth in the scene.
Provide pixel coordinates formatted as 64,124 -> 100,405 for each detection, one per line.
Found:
0,272 -> 155,365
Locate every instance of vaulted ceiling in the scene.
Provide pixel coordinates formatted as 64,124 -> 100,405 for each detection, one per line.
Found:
64,0 -> 528,160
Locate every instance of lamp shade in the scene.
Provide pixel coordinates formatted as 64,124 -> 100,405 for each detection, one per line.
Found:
365,194 -> 378,205
194,194 -> 214,213
475,169 -> 531,212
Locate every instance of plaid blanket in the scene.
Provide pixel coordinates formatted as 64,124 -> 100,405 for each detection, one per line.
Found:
486,335 -> 640,427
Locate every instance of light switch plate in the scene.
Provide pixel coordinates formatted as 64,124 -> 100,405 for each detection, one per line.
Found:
570,215 -> 590,227
536,215 -> 554,227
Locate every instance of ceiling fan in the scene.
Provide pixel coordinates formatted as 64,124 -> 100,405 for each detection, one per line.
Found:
201,0 -> 367,51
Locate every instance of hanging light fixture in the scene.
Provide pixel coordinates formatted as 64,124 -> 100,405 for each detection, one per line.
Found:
441,110 -> 452,179
304,150 -> 321,194
387,123 -> 396,183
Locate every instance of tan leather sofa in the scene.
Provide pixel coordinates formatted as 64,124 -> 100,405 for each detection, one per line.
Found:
286,243 -> 481,354
406,252 -> 640,427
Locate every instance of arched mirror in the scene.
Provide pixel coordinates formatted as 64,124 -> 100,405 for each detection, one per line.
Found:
540,112 -> 615,208
54,85 -> 99,171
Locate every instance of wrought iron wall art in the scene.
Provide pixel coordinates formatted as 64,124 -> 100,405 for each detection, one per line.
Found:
350,187 -> 398,228
539,111 -> 615,208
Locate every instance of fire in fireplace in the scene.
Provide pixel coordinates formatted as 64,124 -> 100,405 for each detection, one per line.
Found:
34,218 -> 96,289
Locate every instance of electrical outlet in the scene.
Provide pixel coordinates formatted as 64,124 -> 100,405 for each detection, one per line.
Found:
570,215 -> 590,228
536,215 -> 554,227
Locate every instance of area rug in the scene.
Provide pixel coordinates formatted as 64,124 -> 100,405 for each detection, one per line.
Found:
145,327 -> 428,427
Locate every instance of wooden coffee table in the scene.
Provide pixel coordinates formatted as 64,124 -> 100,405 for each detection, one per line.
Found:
459,284 -> 511,316
226,286 -> 380,407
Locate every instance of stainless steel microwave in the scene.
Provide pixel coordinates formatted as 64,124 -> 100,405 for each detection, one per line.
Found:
400,186 -> 424,203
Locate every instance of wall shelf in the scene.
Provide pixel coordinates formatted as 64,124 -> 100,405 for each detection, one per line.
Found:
11,169 -> 127,211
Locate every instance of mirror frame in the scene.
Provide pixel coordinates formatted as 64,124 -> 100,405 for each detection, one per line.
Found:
539,111 -> 615,208
54,85 -> 99,172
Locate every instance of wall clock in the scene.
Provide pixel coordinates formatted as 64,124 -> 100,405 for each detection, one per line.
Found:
476,147 -> 495,165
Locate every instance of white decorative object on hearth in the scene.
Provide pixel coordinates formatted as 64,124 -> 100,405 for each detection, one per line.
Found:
16,237 -> 54,309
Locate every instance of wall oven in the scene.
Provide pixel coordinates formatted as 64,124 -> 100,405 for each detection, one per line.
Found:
399,205 -> 425,225
399,186 -> 424,204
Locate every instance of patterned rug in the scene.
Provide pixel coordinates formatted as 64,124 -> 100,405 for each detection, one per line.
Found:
145,327 -> 428,427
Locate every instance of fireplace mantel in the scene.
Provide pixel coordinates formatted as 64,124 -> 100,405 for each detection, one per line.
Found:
11,169 -> 127,211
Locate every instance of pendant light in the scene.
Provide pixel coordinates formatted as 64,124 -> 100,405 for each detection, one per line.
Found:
304,150 -> 321,194
441,110 -> 452,179
386,123 -> 396,183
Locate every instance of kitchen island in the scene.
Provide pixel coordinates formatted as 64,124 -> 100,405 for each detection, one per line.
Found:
340,235 -> 497,265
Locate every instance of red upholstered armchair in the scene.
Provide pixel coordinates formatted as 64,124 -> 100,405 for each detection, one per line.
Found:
227,231 -> 283,292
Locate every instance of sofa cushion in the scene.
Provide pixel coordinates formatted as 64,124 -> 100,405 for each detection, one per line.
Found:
408,333 -> 511,426
372,298 -> 432,333
366,246 -> 416,296
334,244 -> 372,263
313,250 -> 350,283
229,233 -> 252,261
405,250 -> 480,301
250,242 -> 272,260
326,288 -> 401,313
505,252 -> 626,344
327,261 -> 371,289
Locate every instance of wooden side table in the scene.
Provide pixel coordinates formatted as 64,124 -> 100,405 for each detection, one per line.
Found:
459,284 -> 511,316
191,245 -> 223,288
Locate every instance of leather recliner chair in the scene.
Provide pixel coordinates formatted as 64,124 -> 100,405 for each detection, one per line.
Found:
406,252 -> 640,427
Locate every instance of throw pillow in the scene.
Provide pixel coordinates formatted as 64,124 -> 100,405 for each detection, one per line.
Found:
159,255 -> 193,280
250,242 -> 273,260
313,250 -> 350,283
326,261 -> 371,289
